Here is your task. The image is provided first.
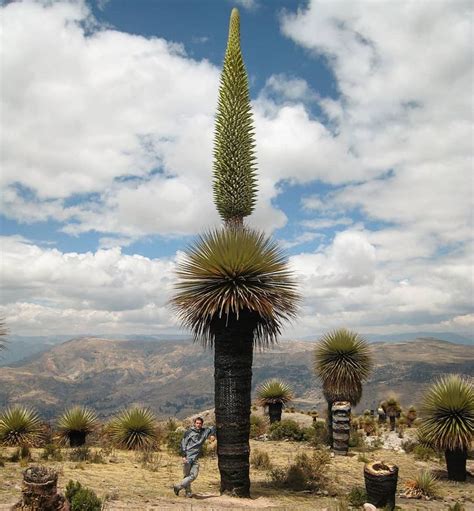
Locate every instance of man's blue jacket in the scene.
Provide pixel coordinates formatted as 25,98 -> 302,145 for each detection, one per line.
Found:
180,425 -> 216,463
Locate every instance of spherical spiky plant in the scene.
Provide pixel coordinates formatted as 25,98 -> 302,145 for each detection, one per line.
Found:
108,407 -> 159,450
419,374 -> 474,481
213,7 -> 257,228
172,227 -> 299,347
314,328 -> 373,449
57,406 -> 98,447
314,328 -> 373,405
256,379 -> 294,423
0,406 -> 43,446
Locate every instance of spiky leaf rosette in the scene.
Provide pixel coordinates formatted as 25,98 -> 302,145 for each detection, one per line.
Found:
213,8 -> 257,226
0,406 -> 43,446
172,228 -> 299,347
256,379 -> 294,406
315,328 -> 373,405
57,406 -> 98,441
109,407 -> 158,450
419,374 -> 474,452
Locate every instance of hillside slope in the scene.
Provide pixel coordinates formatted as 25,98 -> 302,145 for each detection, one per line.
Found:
0,337 -> 472,419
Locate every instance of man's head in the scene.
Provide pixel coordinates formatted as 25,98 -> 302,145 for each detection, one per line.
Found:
193,417 -> 204,430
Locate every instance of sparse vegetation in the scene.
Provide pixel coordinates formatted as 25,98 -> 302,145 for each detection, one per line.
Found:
269,419 -> 304,441
108,407 -> 160,450
249,414 -> 267,438
250,448 -> 272,469
413,444 -> 437,461
70,487 -> 102,511
403,469 -> 439,499
57,406 -> 98,447
270,449 -> 330,491
0,406 -> 43,446
40,443 -> 63,461
348,485 -> 367,507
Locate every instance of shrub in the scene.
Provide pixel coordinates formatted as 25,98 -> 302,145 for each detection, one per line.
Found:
0,406 -> 43,446
89,450 -> 106,464
250,449 -> 272,470
57,406 -> 98,447
349,430 -> 365,449
269,419 -> 304,441
448,504 -> 465,511
165,428 -> 184,455
108,407 -> 160,450
70,488 -> 102,511
404,470 -> 439,498
309,421 -> 328,446
400,438 -> 417,454
65,480 -> 82,502
69,446 -> 90,462
9,445 -> 31,462
137,447 -> 162,471
270,449 -> 330,491
250,414 -> 267,438
348,486 -> 368,507
41,443 -> 63,461
413,444 -> 437,461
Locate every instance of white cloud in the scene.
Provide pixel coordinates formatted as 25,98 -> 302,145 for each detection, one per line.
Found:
280,0 -> 472,256
0,236 -> 177,335
231,0 -> 258,12
1,0 -> 472,338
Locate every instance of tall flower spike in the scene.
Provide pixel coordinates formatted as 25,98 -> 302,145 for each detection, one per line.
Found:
213,8 -> 258,227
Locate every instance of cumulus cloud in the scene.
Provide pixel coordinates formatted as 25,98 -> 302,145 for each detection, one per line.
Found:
0,236 -> 177,335
1,0 -> 472,338
280,0 -> 472,256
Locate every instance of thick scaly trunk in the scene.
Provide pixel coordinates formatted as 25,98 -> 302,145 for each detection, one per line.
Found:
212,311 -> 255,497
69,431 -> 86,447
445,448 -> 467,482
332,401 -> 351,455
268,403 -> 282,424
326,400 -> 333,446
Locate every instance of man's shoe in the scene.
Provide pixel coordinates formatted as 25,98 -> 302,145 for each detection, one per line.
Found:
173,485 -> 181,496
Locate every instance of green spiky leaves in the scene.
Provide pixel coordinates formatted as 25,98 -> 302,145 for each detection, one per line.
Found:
257,379 -> 294,406
172,228 -> 299,347
314,328 -> 373,405
57,406 -> 98,445
0,406 -> 43,446
419,374 -> 474,452
213,8 -> 257,225
109,407 -> 159,450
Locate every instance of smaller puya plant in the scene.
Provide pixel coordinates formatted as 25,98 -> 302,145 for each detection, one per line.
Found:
57,406 -> 98,447
0,406 -> 43,447
257,379 -> 294,423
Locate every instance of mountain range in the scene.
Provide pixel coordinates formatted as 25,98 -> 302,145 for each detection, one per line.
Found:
0,336 -> 473,421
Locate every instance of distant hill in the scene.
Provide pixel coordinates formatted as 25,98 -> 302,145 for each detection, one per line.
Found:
0,336 -> 472,420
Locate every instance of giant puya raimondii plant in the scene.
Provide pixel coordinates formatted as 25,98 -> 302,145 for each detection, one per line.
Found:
172,9 -> 299,497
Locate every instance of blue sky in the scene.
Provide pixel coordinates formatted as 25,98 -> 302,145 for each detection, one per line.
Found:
1,0 -> 472,339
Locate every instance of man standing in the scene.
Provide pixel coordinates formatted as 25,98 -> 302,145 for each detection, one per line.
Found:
173,417 -> 216,498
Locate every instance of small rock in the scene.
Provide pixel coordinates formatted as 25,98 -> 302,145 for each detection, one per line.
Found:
363,504 -> 377,511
